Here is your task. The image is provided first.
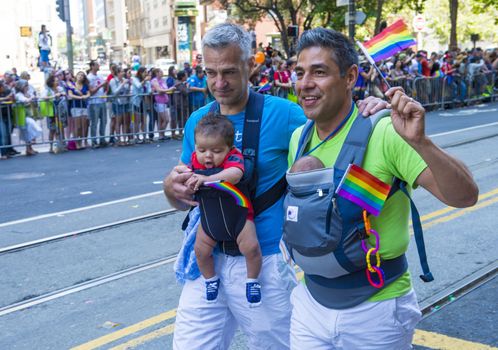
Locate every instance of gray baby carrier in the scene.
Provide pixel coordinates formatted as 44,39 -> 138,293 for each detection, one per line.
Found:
283,109 -> 433,309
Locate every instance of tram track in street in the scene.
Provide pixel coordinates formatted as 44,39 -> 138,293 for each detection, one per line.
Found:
0,254 -> 178,317
419,260 -> 497,318
0,209 -> 179,255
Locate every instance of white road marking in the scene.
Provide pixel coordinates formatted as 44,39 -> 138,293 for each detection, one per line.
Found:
429,121 -> 498,137
0,191 -> 164,228
80,191 -> 93,195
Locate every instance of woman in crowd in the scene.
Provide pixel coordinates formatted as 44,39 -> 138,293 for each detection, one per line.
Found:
62,70 -> 76,143
122,68 -> 133,143
131,67 -> 150,143
19,71 -> 39,119
166,65 -> 182,140
390,59 -> 407,80
109,67 -> 131,145
14,80 -> 42,156
107,64 -> 119,144
151,68 -> 174,141
173,70 -> 189,137
42,75 -> 67,153
273,60 -> 292,99
67,71 -> 90,149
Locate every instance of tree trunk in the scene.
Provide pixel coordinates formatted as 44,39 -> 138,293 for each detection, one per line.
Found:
449,0 -> 458,50
374,0 -> 385,35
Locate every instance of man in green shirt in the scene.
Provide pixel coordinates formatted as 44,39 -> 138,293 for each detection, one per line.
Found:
286,28 -> 478,349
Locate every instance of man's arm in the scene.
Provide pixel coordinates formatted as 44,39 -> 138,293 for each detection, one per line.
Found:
89,80 -> 106,95
386,87 -> 478,207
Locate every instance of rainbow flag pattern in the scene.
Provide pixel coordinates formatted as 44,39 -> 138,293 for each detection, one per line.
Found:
363,19 -> 416,62
205,181 -> 250,208
258,82 -> 271,93
336,164 -> 391,216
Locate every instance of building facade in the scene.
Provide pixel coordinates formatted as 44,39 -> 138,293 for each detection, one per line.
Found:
105,0 -> 128,63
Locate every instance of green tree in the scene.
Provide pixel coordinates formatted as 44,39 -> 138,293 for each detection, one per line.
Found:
449,0 -> 458,50
220,0 -> 378,57
427,0 -> 498,50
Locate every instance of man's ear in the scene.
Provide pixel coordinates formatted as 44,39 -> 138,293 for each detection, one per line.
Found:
346,64 -> 359,90
247,55 -> 255,71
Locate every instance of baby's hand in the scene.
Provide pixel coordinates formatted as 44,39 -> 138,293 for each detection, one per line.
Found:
186,174 -> 206,191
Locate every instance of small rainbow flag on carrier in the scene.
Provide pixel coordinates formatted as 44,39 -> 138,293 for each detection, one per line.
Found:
204,181 -> 250,208
336,164 -> 391,216
362,19 -> 416,63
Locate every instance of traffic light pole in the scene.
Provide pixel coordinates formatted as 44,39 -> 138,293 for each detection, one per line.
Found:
64,0 -> 74,72
348,0 -> 355,40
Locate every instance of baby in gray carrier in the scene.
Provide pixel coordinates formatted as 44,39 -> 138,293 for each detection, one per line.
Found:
290,155 -> 325,173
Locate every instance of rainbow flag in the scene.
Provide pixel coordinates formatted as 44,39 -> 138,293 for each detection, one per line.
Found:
336,164 -> 391,216
204,181 -> 250,208
363,19 -> 416,62
258,82 -> 271,93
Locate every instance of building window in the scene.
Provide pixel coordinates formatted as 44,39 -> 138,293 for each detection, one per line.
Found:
154,19 -> 159,28
162,16 -> 168,26
153,0 -> 158,8
162,0 -> 166,4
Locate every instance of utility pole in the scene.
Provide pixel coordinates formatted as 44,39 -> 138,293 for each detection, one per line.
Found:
64,0 -> 74,72
348,0 -> 355,40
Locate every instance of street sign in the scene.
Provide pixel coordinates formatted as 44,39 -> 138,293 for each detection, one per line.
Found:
345,11 -> 367,26
413,14 -> 426,32
20,26 -> 32,37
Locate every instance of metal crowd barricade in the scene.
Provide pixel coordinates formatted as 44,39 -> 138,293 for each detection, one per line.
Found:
412,76 -> 442,108
441,75 -> 468,109
386,77 -> 414,97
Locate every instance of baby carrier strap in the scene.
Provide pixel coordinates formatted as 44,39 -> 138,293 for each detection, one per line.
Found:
334,109 -> 391,172
391,178 -> 434,282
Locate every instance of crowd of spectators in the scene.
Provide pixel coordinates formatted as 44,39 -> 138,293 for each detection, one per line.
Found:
0,45 -> 497,160
0,58 -> 211,159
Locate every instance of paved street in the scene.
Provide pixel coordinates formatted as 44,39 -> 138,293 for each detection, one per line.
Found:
0,102 -> 497,349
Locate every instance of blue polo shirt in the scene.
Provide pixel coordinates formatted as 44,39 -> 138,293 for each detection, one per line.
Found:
187,74 -> 207,107
181,94 -> 306,255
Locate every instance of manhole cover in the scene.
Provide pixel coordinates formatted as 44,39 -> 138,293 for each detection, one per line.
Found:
1,172 -> 46,180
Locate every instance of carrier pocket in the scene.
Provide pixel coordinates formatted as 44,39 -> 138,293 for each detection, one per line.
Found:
283,184 -> 342,256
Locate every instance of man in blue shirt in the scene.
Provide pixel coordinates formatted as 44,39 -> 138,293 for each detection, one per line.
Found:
164,23 -> 387,349
187,66 -> 207,112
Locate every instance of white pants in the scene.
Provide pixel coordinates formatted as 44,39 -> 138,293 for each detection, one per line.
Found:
290,283 -> 421,350
173,253 -> 297,350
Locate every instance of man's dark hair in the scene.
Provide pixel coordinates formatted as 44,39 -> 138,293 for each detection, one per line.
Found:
195,65 -> 204,75
296,28 -> 358,77
194,112 -> 234,147
89,60 -> 98,69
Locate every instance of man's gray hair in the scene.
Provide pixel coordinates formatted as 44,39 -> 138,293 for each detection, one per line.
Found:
297,28 -> 358,77
202,23 -> 252,61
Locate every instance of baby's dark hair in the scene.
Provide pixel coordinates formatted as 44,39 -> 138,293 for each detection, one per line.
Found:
194,112 -> 234,147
